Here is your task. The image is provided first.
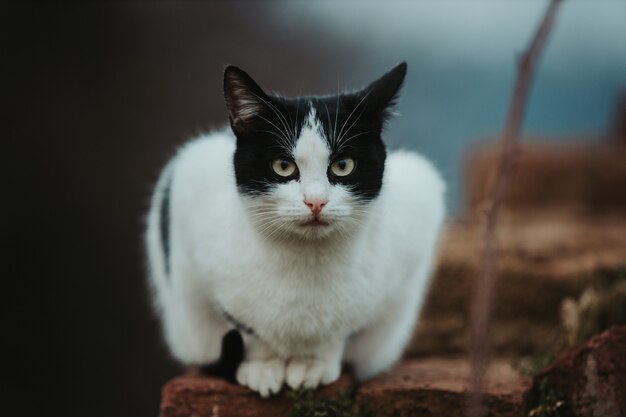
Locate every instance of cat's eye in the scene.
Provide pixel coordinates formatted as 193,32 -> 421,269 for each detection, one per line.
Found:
330,158 -> 356,177
271,158 -> 298,177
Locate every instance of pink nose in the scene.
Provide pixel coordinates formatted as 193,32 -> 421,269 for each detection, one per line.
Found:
304,199 -> 328,216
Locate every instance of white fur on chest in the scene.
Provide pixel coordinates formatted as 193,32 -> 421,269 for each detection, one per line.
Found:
183,210 -> 382,354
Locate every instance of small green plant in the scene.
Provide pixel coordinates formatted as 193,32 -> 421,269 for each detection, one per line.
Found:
522,266 -> 626,417
511,354 -> 555,377
561,265 -> 626,345
286,389 -> 370,417
603,265 -> 626,286
526,377 -> 573,417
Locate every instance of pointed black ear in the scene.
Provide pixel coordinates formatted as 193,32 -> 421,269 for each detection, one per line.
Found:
359,62 -> 407,119
223,66 -> 270,133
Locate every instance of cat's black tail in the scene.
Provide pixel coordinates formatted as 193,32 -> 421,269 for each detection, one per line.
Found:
199,329 -> 244,383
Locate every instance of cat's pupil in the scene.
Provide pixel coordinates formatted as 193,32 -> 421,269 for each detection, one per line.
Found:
338,160 -> 346,170
280,160 -> 289,170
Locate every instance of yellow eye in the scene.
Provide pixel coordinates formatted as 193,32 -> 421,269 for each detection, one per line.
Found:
271,158 -> 297,177
330,158 -> 355,177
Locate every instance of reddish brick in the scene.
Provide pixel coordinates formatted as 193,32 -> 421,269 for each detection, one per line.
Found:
357,358 -> 530,417
159,369 -> 354,417
524,325 -> 626,417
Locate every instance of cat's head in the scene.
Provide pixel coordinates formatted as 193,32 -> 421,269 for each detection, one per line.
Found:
224,63 -> 406,242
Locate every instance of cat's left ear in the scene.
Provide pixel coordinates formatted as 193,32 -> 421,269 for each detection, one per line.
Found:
223,66 -> 270,133
358,62 -> 407,120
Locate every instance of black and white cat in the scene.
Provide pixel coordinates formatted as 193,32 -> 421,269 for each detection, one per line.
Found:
145,63 -> 445,397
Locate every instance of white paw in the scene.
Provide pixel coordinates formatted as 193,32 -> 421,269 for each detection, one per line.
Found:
236,358 -> 285,397
285,358 -> 341,390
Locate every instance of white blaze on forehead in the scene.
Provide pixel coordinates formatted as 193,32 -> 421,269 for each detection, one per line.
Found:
294,106 -> 331,200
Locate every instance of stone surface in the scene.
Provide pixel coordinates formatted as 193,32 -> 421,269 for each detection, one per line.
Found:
358,358 -> 530,417
523,325 -> 626,417
409,214 -> 626,357
159,369 -> 354,417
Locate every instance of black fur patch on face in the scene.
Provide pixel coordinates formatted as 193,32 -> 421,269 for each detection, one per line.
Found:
223,63 -> 407,200
229,98 -> 309,195
310,95 -> 388,201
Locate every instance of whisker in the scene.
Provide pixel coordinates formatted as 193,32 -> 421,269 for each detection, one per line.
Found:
247,213 -> 278,221
263,220 -> 290,242
336,89 -> 371,148
295,96 -> 301,140
256,217 -> 285,236
322,101 -> 333,145
256,129 -> 293,151
253,113 -> 293,150
336,130 -> 373,154
334,79 -> 340,146
249,91 -> 294,140
336,107 -> 369,148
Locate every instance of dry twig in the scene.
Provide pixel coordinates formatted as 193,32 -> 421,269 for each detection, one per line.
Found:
467,1 -> 563,416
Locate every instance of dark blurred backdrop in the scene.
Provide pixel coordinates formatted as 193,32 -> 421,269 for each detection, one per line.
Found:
4,3 -> 361,416
4,2 -> 625,416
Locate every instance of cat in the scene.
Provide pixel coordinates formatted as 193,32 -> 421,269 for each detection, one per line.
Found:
145,62 -> 445,397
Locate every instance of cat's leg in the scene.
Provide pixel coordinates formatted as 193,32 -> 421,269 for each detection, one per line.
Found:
284,338 -> 345,390
161,283 -> 231,366
343,269 -> 429,380
199,329 -> 244,382
343,296 -> 419,380
236,336 -> 286,398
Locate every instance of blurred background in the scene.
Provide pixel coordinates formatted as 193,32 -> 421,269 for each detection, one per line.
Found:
4,1 -> 625,416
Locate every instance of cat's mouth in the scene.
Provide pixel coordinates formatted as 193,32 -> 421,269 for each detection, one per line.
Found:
299,218 -> 329,227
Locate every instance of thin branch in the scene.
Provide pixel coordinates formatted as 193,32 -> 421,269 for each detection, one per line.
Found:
467,1 -> 563,416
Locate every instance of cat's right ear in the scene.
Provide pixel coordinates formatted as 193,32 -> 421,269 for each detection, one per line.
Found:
223,66 -> 269,133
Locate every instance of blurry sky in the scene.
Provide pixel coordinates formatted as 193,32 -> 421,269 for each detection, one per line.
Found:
274,1 -> 626,209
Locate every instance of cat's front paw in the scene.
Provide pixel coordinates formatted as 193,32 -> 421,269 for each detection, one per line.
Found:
236,358 -> 286,397
285,358 -> 341,390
